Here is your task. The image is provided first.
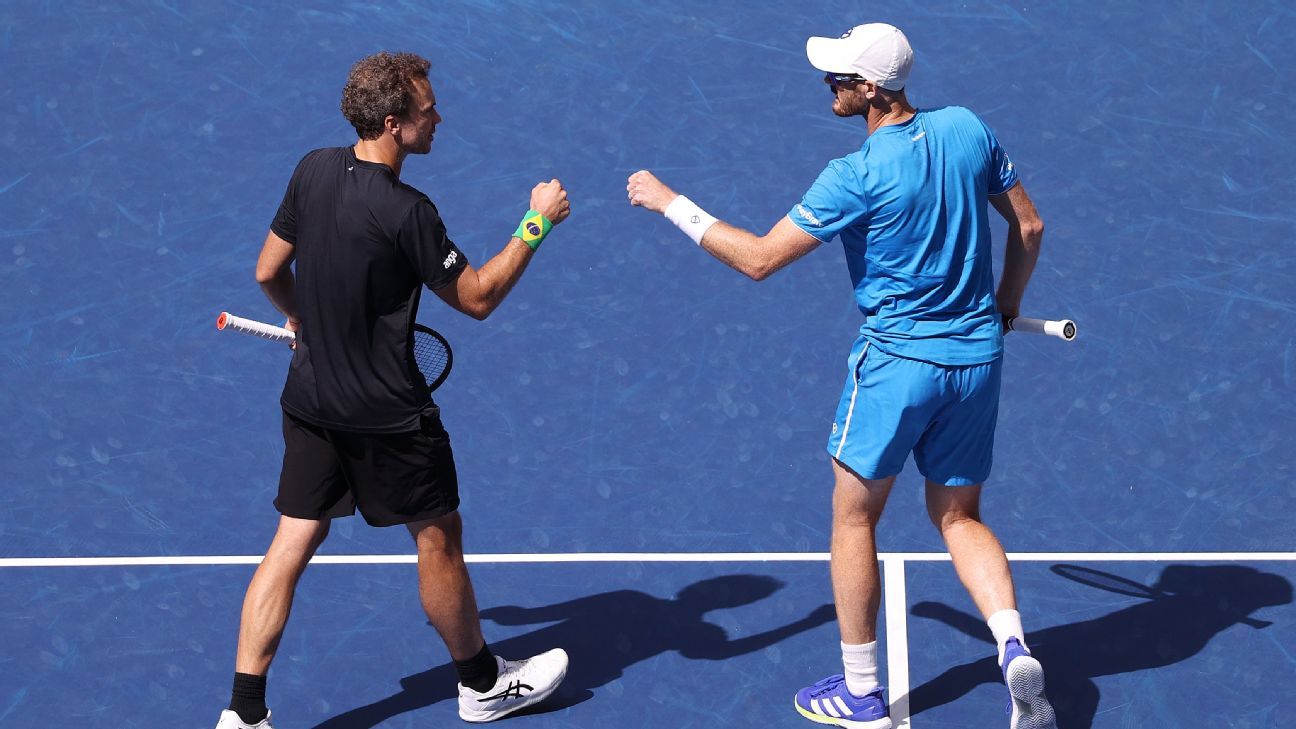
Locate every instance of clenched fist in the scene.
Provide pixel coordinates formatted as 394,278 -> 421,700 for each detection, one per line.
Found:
626,170 -> 677,214
530,179 -> 571,224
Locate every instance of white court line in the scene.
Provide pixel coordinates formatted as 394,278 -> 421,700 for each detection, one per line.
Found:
0,551 -> 1293,567
883,558 -> 911,729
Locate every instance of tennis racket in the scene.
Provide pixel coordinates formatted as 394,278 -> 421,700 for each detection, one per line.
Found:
216,311 -> 453,393
1006,316 -> 1077,341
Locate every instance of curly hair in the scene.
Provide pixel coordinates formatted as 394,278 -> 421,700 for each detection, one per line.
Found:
340,52 -> 432,140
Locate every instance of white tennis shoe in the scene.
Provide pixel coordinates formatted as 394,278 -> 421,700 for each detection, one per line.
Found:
214,709 -> 274,729
458,648 -> 569,723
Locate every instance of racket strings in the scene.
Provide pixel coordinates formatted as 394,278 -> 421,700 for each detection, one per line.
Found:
413,331 -> 450,382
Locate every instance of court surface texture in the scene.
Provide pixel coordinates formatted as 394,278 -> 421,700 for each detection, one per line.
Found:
1,2 -> 1293,727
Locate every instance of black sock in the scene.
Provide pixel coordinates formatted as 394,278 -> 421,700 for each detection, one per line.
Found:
454,643 -> 499,693
229,672 -> 268,725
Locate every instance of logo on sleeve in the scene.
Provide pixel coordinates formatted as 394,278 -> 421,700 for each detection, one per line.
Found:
442,250 -> 458,269
795,204 -> 823,227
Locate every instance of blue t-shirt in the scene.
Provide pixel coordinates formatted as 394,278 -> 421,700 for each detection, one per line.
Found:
789,106 -> 1018,365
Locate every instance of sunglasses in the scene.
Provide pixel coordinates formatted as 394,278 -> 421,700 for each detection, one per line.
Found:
824,72 -> 866,86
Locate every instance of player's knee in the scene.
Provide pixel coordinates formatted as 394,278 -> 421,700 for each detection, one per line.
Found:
416,532 -> 461,562
924,481 -> 982,528
412,512 -> 464,556
925,500 -> 982,532
833,502 -> 883,529
272,516 -> 331,559
929,508 -> 982,534
308,521 -> 331,549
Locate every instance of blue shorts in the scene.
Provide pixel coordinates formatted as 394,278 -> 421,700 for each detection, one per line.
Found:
825,337 -> 1002,485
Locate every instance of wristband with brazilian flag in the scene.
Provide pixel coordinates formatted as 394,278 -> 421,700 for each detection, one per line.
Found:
513,209 -> 553,251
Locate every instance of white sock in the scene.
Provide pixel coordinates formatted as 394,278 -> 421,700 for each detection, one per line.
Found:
841,641 -> 879,696
987,609 -> 1027,665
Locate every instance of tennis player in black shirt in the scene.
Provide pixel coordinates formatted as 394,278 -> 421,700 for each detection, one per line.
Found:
214,52 -> 571,729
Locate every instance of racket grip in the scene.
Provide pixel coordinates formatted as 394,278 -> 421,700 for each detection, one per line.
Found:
1010,317 -> 1077,341
216,312 -> 296,343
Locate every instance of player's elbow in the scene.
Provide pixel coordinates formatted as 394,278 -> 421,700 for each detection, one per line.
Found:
745,250 -> 786,281
254,264 -> 281,285
460,294 -> 498,321
1020,217 -> 1044,249
462,301 -> 493,321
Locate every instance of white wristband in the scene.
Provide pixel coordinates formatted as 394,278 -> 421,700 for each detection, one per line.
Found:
663,195 -> 718,245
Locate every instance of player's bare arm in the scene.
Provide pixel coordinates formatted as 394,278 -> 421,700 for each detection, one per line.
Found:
989,181 -> 1044,321
254,230 -> 299,333
435,178 -> 571,320
626,170 -> 820,280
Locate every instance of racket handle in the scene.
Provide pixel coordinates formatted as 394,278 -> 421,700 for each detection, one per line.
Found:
1009,316 -> 1077,341
216,311 -> 296,344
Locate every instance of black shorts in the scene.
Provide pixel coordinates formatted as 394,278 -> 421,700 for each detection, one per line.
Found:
276,408 -> 460,527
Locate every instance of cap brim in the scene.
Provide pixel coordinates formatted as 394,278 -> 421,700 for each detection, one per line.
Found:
806,36 -> 857,74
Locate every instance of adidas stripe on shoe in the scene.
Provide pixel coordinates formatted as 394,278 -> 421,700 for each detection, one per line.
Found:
793,674 -> 892,729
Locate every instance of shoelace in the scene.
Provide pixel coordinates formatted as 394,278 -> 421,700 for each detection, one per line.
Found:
809,675 -> 847,698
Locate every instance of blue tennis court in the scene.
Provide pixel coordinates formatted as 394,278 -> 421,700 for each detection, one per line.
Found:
2,2 -> 1293,727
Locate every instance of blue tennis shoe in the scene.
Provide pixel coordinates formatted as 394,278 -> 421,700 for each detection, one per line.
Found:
1001,638 -> 1057,729
793,674 -> 892,729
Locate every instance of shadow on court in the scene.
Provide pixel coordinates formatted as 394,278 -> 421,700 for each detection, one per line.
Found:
905,564 -> 1293,729
310,574 -> 834,728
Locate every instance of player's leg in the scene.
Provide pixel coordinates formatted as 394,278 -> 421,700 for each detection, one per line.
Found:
832,460 -> 896,705
238,411 -> 352,674
340,410 -> 567,722
828,345 -> 939,653
407,511 -> 486,659
914,356 -> 1025,656
924,483 -> 1016,621
831,460 -> 894,647
404,512 -> 567,723
792,465 -> 897,729
798,342 -> 935,729
794,462 -> 895,729
334,413 -> 489,660
220,518 -> 329,729
235,515 -> 332,674
216,412 -> 352,729
328,410 -> 480,656
926,487 -> 1054,728
916,357 -> 1056,729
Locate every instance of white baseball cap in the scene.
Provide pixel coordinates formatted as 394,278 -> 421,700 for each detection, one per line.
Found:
806,23 -> 913,91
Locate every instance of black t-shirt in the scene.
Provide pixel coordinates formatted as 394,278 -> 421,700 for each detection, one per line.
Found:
271,146 -> 467,433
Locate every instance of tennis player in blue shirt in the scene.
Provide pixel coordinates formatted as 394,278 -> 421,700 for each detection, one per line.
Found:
628,22 -> 1056,729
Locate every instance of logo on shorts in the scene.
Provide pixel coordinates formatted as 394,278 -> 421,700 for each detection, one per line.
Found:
442,250 -> 458,269
831,422 -> 838,434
